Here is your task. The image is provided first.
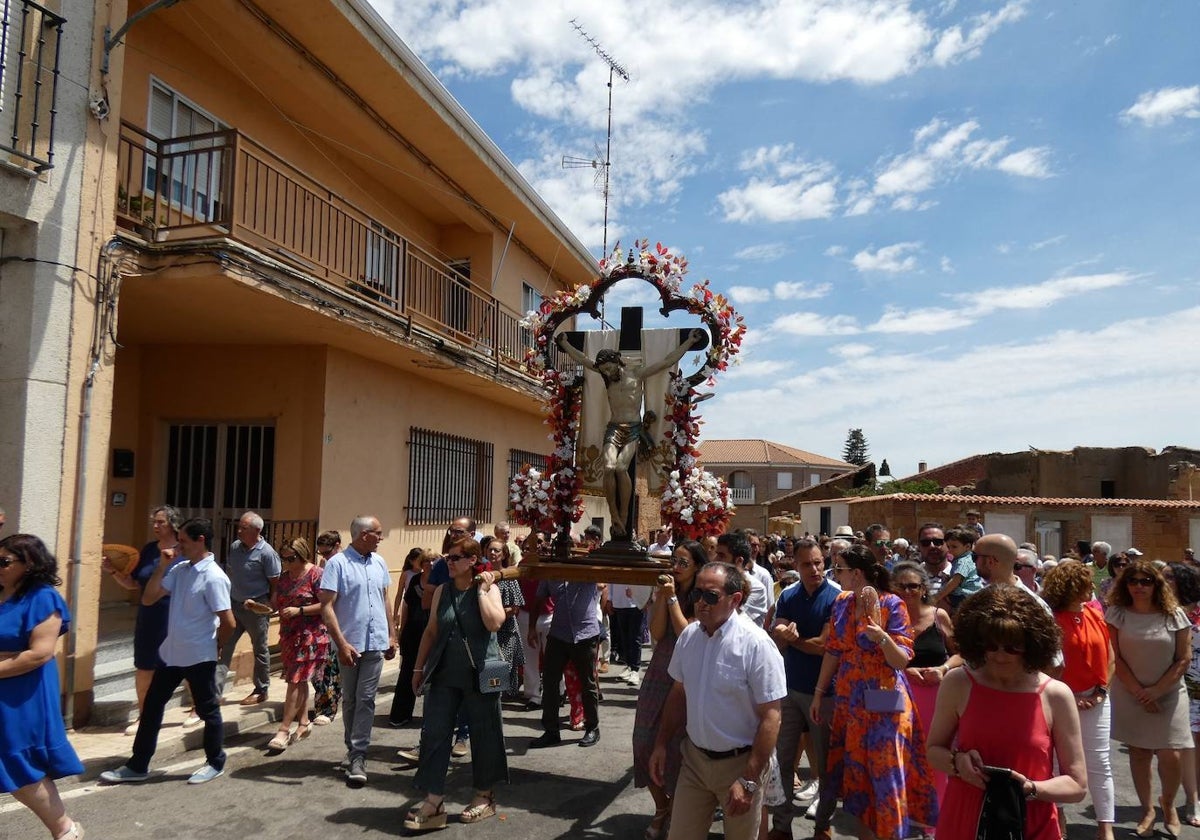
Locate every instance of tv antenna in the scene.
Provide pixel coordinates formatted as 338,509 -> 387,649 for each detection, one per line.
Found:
562,19 -> 629,264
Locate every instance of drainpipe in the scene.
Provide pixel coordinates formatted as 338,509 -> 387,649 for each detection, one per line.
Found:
64,358 -> 100,729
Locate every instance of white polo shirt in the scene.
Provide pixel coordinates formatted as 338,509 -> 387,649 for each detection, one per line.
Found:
668,611 -> 787,752
160,554 -> 231,667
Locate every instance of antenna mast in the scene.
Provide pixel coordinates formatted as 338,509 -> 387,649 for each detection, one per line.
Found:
564,18 -> 629,260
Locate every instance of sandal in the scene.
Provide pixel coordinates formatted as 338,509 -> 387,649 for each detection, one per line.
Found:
296,723 -> 311,741
460,793 -> 497,824
1184,804 -> 1200,828
266,730 -> 291,751
645,806 -> 671,840
404,800 -> 447,832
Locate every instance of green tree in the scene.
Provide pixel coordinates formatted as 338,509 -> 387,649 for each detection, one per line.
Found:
842,428 -> 869,466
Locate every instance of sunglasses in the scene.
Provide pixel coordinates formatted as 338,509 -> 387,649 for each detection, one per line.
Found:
280,554 -> 299,562
919,538 -> 945,547
985,643 -> 1025,655
874,539 -> 893,548
688,589 -> 725,606
896,582 -> 924,592
1127,577 -> 1155,587
831,565 -> 850,574
1110,561 -> 1129,569
0,555 -> 20,569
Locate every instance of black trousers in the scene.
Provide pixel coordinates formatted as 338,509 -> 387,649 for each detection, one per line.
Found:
540,633 -> 600,734
610,607 -> 644,670
130,660 -> 225,773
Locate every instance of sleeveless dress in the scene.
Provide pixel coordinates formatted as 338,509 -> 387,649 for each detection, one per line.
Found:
0,585 -> 85,792
276,565 -> 329,683
826,591 -> 938,838
937,671 -> 1059,839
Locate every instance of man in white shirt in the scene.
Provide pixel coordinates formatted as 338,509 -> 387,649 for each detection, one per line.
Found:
650,561 -> 786,840
714,533 -> 769,626
607,581 -> 653,686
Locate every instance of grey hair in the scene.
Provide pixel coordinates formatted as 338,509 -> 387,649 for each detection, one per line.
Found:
893,538 -> 910,551
1091,541 -> 1112,556
350,516 -> 379,539
829,538 -> 851,556
240,511 -> 264,531
152,505 -> 184,531
1016,548 -> 1040,568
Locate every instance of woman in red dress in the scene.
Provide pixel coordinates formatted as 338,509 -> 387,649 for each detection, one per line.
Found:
267,537 -> 329,751
928,585 -> 1087,839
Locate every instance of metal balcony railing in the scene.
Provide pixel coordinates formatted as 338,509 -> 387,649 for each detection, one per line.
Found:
115,120 -> 560,377
0,0 -> 66,172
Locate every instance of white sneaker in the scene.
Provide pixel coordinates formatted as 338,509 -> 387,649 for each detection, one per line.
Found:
622,669 -> 641,686
794,779 -> 819,802
312,714 -> 332,726
123,719 -> 140,736
182,712 -> 202,728
187,764 -> 224,785
805,799 -> 820,820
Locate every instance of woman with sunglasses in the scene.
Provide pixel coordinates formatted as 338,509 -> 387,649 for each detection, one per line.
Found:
1096,549 -> 1127,602
406,538 -> 507,831
267,537 -> 328,750
928,585 -> 1086,838
810,545 -> 937,840
0,534 -> 86,839
1041,560 -> 1116,840
631,539 -> 705,840
482,539 -> 525,695
1106,558 -> 1191,837
893,561 -> 956,810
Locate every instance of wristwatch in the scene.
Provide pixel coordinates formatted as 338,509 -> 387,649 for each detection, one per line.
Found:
738,777 -> 760,794
1094,685 -> 1108,698
666,596 -> 678,606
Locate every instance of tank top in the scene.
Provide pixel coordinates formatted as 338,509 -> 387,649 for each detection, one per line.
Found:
937,670 -> 1059,839
909,622 -> 949,668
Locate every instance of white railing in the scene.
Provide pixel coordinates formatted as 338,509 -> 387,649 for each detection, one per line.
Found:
729,486 -> 756,504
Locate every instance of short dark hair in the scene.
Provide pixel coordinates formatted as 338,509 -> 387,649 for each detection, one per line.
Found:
0,534 -> 61,595
702,561 -> 745,598
1170,563 -> 1200,606
180,518 -> 214,549
955,585 -> 1061,672
865,524 -> 888,541
717,532 -> 751,563
945,527 -> 977,546
792,537 -> 820,555
843,544 -> 891,592
316,529 -> 341,548
918,522 -> 944,539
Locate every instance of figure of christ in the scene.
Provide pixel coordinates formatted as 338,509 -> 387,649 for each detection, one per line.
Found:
556,328 -> 706,540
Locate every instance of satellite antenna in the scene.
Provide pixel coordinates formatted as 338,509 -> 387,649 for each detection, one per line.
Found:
562,19 -> 629,268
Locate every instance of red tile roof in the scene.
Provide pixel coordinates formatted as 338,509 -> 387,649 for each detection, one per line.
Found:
698,439 -> 853,469
848,493 -> 1200,510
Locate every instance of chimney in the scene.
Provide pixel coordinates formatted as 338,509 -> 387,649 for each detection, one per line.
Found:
918,461 -> 927,473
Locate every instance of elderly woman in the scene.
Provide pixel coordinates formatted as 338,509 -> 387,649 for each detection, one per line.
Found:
1042,560 -> 1116,840
928,586 -> 1086,838
101,504 -> 183,735
1107,559 -> 1191,837
811,545 -> 937,840
632,539 -> 705,840
0,535 -> 86,839
267,537 -> 328,751
483,539 -> 525,694
406,539 -> 507,830
1097,552 -> 1129,602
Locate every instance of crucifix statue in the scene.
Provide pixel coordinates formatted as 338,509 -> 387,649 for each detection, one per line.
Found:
555,307 -> 706,542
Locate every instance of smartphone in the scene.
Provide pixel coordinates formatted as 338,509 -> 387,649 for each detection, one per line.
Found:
982,765 -> 1013,777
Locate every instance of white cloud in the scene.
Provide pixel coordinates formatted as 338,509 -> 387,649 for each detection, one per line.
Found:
719,147 -> 839,223
734,243 -> 788,262
723,358 -> 788,380
852,241 -> 922,274
728,285 -> 772,304
996,147 -> 1054,178
956,272 -> 1135,311
940,256 -> 955,274
824,245 -> 846,257
830,343 -> 874,359
774,281 -> 832,300
932,1 -> 1028,66
867,305 -> 964,333
1121,85 -> 1200,127
769,312 -> 861,337
1030,234 -> 1066,251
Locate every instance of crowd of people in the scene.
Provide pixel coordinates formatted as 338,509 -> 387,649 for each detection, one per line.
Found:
3,507 -> 1200,840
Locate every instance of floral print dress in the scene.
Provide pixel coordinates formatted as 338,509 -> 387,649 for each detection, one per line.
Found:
277,565 -> 330,684
825,590 -> 938,839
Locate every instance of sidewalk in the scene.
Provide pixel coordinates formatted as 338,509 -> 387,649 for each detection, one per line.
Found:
69,657 -> 403,779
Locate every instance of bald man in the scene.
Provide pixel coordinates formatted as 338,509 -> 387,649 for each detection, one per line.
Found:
972,534 -> 1021,589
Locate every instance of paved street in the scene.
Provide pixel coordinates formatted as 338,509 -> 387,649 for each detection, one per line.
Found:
0,658 -> 1191,839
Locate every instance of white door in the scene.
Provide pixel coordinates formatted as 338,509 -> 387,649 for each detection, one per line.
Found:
985,513 -> 1026,542
1035,520 -> 1062,558
1091,515 -> 1133,553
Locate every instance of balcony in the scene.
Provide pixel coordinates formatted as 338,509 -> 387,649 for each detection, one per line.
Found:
729,486 -> 756,504
115,120 -> 546,376
0,0 -> 66,172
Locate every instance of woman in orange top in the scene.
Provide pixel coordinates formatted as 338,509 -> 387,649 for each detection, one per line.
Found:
1042,561 -> 1115,840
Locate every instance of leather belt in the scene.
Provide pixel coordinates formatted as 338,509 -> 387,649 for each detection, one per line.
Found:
695,742 -> 752,760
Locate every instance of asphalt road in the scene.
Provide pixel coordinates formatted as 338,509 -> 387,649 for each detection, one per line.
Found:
0,668 -> 1188,840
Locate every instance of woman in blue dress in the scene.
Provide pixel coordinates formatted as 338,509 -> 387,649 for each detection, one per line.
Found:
0,533 -> 86,839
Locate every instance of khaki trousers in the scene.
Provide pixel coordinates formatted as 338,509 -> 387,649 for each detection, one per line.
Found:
667,739 -> 764,840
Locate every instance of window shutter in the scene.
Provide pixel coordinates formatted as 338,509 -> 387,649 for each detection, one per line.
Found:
148,84 -> 174,138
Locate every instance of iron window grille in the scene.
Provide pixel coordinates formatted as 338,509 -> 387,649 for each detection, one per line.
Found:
407,427 -> 493,526
0,0 -> 65,172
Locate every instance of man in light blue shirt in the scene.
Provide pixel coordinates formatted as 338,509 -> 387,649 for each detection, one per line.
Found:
101,518 -> 234,786
319,515 -> 396,787
216,510 -> 281,705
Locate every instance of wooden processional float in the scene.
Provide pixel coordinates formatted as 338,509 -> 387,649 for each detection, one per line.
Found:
495,241 -> 745,586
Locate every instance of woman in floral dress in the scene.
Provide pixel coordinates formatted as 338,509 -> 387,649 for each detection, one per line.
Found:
811,545 -> 937,840
267,537 -> 329,750
484,540 -> 525,693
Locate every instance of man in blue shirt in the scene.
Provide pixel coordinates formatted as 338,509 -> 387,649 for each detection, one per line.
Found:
216,510 -> 281,705
101,518 -> 234,786
319,515 -> 396,787
767,538 -> 840,840
528,578 -> 602,748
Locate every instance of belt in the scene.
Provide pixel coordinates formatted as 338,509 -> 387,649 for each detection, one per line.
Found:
694,742 -> 752,761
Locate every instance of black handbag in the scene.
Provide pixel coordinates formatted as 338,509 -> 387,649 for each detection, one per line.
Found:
449,590 -> 507,694
975,770 -> 1026,840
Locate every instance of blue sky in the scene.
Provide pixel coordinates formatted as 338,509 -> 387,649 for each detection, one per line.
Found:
370,0 -> 1200,478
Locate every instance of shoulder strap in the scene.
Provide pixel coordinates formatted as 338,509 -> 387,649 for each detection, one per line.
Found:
448,591 -> 478,670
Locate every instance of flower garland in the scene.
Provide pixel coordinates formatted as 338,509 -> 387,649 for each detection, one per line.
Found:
517,239 -> 743,544
660,467 -> 734,540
